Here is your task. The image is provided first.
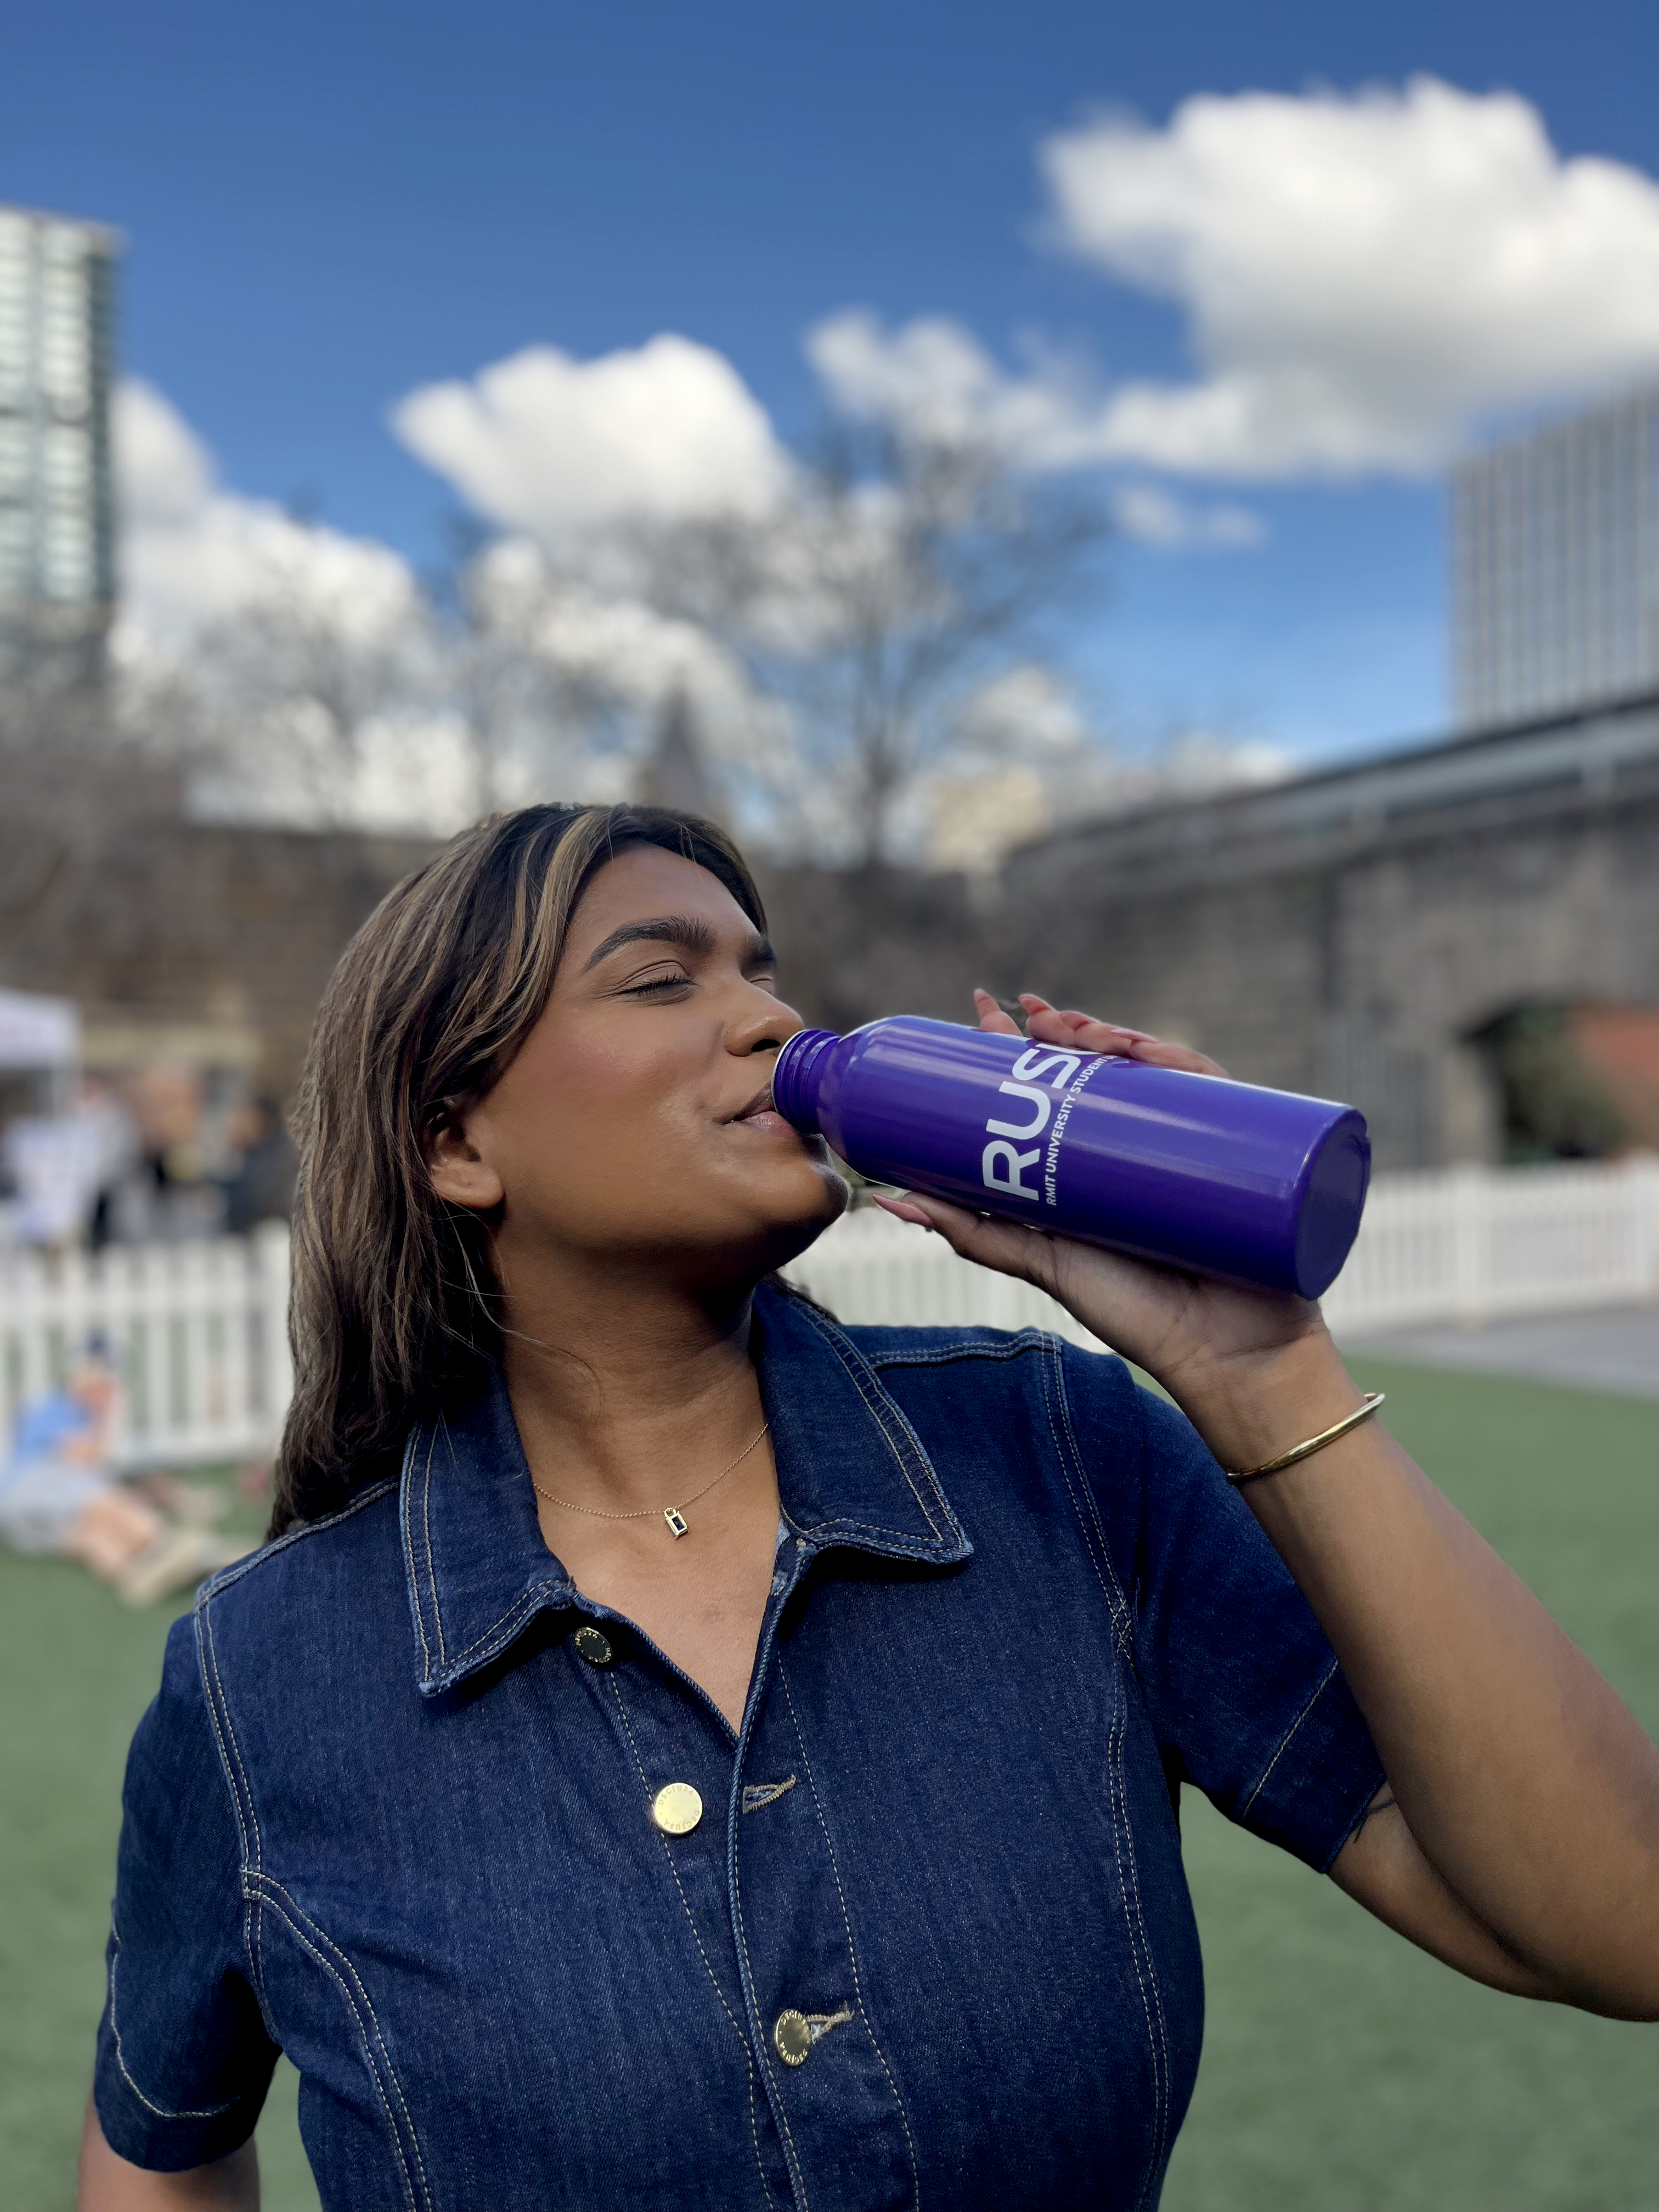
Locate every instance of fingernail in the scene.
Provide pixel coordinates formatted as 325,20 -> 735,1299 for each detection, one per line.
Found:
873,1195 -> 932,1228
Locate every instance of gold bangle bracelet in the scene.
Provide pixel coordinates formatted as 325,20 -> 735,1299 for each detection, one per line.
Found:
1226,1392 -> 1386,1486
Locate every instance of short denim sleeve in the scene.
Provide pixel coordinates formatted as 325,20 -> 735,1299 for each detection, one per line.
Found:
94,1612 -> 279,2169
1070,1348 -> 1385,1872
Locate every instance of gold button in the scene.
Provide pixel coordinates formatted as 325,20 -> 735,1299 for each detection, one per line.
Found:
573,1626 -> 613,1667
650,1782 -> 703,1836
774,2010 -> 812,2067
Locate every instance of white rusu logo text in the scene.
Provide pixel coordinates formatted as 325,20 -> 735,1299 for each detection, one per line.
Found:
981,1048 -> 1082,1201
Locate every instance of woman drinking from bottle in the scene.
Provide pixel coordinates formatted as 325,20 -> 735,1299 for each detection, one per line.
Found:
81,803 -> 1659,2212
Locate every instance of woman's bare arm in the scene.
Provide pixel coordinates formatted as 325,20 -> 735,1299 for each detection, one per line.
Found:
78,2101 -> 259,2210
884,992 -> 1659,2021
1203,1341 -> 1659,2017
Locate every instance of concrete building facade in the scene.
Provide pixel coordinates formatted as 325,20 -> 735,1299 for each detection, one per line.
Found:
1003,695 -> 1659,1170
0,203 -> 119,690
1452,387 -> 1659,732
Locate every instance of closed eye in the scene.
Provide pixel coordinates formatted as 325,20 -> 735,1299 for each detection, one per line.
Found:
619,966 -> 694,997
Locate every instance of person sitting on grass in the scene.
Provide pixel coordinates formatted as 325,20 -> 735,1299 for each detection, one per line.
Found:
0,1350 -> 246,1607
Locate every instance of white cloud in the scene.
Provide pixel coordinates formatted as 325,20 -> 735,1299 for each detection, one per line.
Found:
806,311 -> 1098,462
953,665 -> 1094,761
115,380 -> 797,836
391,335 -> 789,540
808,311 -> 1267,549
115,379 -> 420,652
1040,77 -> 1659,476
925,766 -> 1056,874
114,381 -> 467,834
469,534 -> 777,759
188,707 -> 482,835
1110,483 -> 1265,548
814,83 -> 1659,484
917,668 -> 1294,869
1157,730 -> 1291,795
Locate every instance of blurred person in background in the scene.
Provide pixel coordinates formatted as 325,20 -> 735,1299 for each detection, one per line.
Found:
0,1344 -> 246,1605
80,806 -> 1659,2212
78,1077 -> 142,1249
0,1077 -> 136,1250
218,1094 -> 298,1235
106,1064 -> 227,1244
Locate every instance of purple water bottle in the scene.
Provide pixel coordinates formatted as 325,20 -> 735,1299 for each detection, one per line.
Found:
772,1016 -> 1370,1299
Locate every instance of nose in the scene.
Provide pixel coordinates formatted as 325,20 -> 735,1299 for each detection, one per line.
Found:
727,991 -> 804,1059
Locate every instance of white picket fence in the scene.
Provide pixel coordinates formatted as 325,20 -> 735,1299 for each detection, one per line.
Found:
0,1224 -> 292,1470
1320,1158 -> 1659,1335
2,1160 -> 1655,1467
793,1157 -> 1659,1350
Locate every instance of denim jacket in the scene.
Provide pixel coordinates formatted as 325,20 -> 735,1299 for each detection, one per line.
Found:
95,1282 -> 1381,2211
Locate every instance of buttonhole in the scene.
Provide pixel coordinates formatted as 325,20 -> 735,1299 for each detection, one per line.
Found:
740,1775 -> 799,1815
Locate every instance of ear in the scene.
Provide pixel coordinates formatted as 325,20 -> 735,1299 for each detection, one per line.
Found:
428,1113 -> 506,1212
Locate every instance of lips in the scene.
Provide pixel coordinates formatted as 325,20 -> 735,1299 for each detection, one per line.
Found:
729,1082 -> 791,1133
730,1080 -> 775,1122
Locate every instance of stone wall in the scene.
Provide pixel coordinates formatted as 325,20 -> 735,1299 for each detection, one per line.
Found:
5,697 -> 1656,1167
1002,699 -> 1659,1167
0,761 -> 439,1095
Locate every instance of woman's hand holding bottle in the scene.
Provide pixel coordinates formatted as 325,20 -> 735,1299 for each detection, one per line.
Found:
873,989 -> 1367,1472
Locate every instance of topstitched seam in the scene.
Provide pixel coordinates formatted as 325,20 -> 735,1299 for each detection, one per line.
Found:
607,1675 -> 778,2211
798,1308 -> 949,1541
866,1331 -> 1054,1369
425,1419 -> 447,1669
201,1478 -> 398,1600
249,1884 -> 422,2212
197,1603 -> 261,1872
194,1603 -> 269,2010
1100,1625 -> 1167,2207
1111,1595 -> 1172,2205
424,1583 -> 567,1681
246,1875 -> 432,2212
731,1812 -> 808,2212
1046,1339 -> 1133,1640
777,1659 -> 921,2212
399,1431 -> 432,1684
781,1520 -> 949,1551
193,1613 -> 257,2002
105,1927 -> 241,2121
1239,1657 -> 1340,1822
1038,1338 -> 1169,2203
1039,1340 -> 1131,1646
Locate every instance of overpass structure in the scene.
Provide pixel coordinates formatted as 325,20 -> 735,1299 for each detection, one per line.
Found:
1003,693 -> 1659,1169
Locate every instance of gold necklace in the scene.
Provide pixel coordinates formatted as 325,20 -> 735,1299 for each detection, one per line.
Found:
529,1418 -> 771,1540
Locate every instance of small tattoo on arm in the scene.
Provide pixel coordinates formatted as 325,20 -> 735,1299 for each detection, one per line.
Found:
1353,1791 -> 1398,1836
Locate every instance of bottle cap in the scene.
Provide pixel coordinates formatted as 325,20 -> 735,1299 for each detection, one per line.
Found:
771,1028 -> 839,1133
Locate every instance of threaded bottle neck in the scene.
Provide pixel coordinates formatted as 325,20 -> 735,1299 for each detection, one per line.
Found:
771,1028 -> 839,1133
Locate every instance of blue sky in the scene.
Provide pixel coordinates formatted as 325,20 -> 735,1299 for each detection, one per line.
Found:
10,0 -> 1659,764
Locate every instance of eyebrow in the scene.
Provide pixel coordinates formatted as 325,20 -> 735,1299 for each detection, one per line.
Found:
580,913 -> 776,973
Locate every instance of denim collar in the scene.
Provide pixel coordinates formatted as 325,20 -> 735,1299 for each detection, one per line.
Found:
401,1282 -> 973,1696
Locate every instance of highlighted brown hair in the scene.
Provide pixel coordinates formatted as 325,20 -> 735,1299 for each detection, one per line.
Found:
273,803 -> 765,1535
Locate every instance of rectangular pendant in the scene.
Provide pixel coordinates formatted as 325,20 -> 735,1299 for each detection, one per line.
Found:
663,1507 -> 689,1538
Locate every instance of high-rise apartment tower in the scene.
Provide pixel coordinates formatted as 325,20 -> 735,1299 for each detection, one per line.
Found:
1451,386 -> 1659,733
0,203 -> 120,690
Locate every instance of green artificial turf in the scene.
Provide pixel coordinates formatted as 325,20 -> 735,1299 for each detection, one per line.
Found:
0,1472 -> 322,2212
1,1361 -> 1654,2210
1164,1357 -> 1659,2212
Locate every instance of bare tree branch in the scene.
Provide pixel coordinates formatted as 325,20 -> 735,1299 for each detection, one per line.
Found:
635,417 -> 1111,863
